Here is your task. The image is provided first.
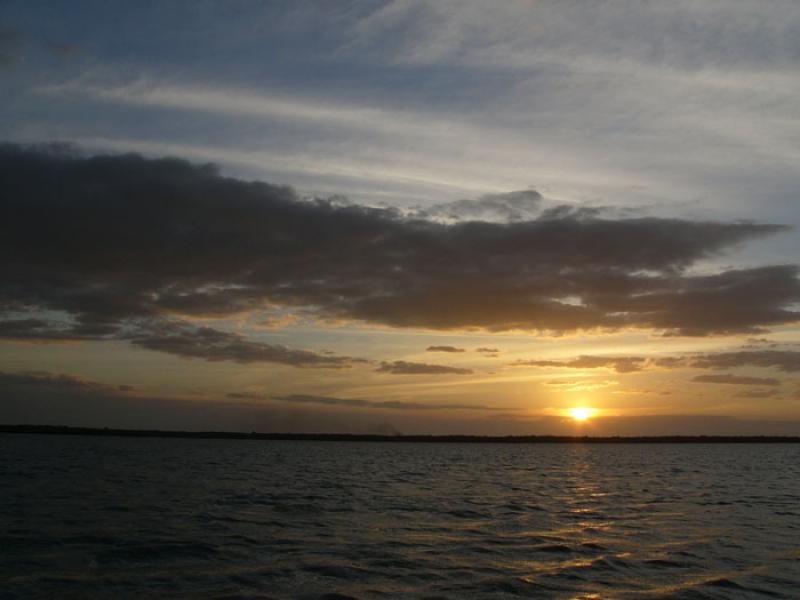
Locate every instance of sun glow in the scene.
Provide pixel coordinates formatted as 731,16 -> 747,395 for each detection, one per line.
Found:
569,407 -> 594,421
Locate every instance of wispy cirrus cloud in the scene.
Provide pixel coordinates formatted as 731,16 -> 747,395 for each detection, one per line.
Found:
38,80 -> 465,140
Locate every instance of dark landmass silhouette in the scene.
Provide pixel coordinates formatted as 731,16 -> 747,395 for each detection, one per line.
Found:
2,424 -> 799,443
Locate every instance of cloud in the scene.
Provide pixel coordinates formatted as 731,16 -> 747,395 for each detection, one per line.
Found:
681,350 -> 800,373
354,1 -> 800,71
545,379 -> 615,391
129,322 -> 363,368
413,190 -> 543,223
514,349 -> 800,376
14,0 -> 800,264
376,361 -> 473,375
268,393 -> 506,411
1,143 -> 797,353
745,338 -> 773,345
691,374 -> 780,386
0,318 -> 87,342
426,345 -> 465,353
42,79 -> 461,142
0,370 -> 133,393
735,388 -> 782,399
515,355 -> 647,373
650,349 -> 800,374
476,347 -> 499,354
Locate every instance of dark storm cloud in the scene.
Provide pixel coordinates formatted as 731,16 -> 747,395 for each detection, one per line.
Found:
691,374 -> 780,386
515,356 -> 646,373
376,361 -> 473,375
268,393 -> 506,411
1,143 -> 798,355
426,345 -> 465,353
129,321 -> 361,368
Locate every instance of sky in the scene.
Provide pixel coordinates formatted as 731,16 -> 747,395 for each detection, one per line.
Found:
1,0 -> 800,435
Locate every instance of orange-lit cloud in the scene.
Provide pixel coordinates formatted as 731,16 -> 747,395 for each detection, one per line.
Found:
376,361 -> 473,375
691,374 -> 780,386
515,355 -> 646,373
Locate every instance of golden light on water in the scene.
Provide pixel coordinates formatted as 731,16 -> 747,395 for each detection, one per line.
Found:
569,407 -> 594,422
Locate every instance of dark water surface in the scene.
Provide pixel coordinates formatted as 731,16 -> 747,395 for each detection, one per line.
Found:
2,435 -> 799,599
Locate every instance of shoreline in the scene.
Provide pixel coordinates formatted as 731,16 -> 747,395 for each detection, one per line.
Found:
2,424 -> 799,443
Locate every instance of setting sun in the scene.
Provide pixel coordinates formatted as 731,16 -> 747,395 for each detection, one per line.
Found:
569,407 -> 595,421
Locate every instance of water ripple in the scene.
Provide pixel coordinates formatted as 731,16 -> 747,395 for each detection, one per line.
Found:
2,436 -> 799,598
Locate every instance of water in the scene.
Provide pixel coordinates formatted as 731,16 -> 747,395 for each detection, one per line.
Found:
2,435 -> 799,599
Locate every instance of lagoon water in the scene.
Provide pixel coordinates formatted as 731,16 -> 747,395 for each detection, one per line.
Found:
2,435 -> 800,599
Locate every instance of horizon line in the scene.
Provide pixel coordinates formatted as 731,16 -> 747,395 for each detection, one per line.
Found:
3,424 -> 800,444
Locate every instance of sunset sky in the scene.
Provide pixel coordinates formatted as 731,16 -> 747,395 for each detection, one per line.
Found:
2,1 -> 800,435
